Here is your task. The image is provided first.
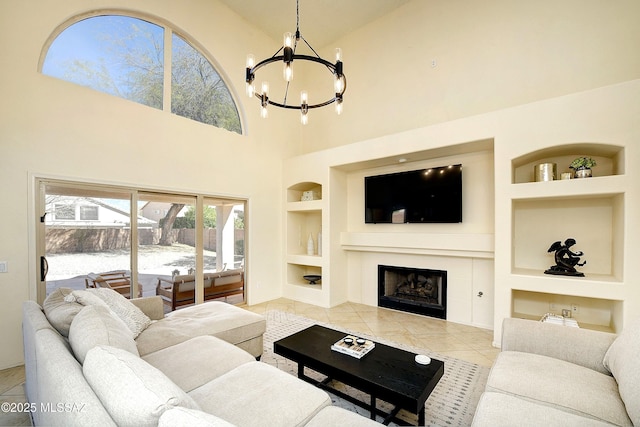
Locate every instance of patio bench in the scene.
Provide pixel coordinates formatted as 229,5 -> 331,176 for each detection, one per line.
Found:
156,268 -> 244,311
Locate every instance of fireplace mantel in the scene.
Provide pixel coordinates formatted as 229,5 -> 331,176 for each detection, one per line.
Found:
340,232 -> 494,259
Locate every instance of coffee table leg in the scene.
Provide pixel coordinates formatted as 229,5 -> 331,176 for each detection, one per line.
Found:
297,363 -> 304,378
418,407 -> 425,426
370,394 -> 376,420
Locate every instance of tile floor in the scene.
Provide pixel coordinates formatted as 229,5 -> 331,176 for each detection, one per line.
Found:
0,298 -> 498,427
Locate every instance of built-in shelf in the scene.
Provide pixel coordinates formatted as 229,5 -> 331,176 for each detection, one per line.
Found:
511,143 -> 625,184
508,142 -> 627,334
286,181 -> 325,297
286,262 -> 323,289
511,289 -> 621,333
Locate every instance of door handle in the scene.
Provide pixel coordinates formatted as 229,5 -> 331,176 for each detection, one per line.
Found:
40,256 -> 48,281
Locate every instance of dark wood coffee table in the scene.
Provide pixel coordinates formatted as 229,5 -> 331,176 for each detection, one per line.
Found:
274,325 -> 444,425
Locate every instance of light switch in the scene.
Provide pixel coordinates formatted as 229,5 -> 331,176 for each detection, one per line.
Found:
0,261 -> 7,273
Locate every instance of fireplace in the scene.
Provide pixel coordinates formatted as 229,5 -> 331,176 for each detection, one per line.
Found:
378,265 -> 447,319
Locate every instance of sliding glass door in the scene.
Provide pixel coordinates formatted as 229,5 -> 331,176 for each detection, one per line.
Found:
35,178 -> 247,307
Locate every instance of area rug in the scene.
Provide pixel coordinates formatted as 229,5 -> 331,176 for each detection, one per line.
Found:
261,310 -> 489,426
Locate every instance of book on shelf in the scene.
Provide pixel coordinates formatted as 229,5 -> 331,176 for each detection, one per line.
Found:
540,313 -> 580,328
330,335 -> 376,359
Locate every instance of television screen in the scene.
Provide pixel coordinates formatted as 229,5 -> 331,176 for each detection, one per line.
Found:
365,164 -> 462,223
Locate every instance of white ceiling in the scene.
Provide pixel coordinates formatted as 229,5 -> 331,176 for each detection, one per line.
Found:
218,0 -> 411,48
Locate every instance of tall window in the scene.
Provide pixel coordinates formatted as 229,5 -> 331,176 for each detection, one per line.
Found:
41,13 -> 241,133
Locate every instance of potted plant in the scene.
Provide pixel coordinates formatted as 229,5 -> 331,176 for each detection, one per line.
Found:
570,156 -> 597,178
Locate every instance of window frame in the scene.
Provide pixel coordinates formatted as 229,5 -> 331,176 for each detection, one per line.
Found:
38,9 -> 244,134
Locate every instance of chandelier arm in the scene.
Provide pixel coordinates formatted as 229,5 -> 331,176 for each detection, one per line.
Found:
250,54 -> 338,75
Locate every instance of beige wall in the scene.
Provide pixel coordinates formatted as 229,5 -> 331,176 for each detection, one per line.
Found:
301,0 -> 640,152
0,0 -> 295,369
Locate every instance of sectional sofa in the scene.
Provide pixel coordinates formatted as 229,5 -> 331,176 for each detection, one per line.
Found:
23,287 -> 379,426
472,317 -> 639,426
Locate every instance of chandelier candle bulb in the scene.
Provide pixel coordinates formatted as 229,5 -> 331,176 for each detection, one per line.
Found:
300,91 -> 309,124
260,81 -> 269,118
335,97 -> 343,115
283,32 -> 294,81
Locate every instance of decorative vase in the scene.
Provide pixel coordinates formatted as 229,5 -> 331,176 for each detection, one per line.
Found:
574,168 -> 592,179
307,233 -> 314,255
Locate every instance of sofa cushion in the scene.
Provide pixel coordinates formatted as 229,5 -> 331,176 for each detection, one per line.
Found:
603,316 -> 640,425
487,351 -> 632,426
42,287 -> 83,337
159,407 -> 236,427
190,361 -> 331,427
34,329 -> 117,426
73,288 -> 151,338
472,392 -> 614,427
136,302 -> 265,356
142,335 -> 255,392
83,345 -> 200,427
68,305 -> 139,364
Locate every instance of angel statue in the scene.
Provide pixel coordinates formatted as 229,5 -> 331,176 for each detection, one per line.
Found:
544,238 -> 586,277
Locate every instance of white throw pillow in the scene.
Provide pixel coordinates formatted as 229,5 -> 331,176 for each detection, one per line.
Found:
603,316 -> 640,425
68,305 -> 139,364
83,346 -> 200,427
73,288 -> 151,338
66,289 -> 108,307
42,287 -> 84,337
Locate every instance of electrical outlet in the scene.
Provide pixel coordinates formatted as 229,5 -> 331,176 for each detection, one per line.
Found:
562,309 -> 571,318
571,304 -> 579,314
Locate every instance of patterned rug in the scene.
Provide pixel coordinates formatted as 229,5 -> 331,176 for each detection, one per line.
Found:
261,310 -> 489,426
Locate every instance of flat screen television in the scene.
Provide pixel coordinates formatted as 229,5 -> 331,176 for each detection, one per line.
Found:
365,164 -> 462,223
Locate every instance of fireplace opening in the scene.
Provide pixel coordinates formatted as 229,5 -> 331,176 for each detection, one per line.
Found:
378,265 -> 447,319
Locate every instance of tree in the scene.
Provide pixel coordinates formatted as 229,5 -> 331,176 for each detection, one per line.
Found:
44,15 -> 240,132
174,206 -> 216,228
158,203 -> 184,246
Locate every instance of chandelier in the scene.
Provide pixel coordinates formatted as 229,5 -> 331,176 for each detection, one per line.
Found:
245,0 -> 346,124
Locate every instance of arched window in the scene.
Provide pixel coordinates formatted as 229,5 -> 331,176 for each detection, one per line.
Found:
41,13 -> 242,134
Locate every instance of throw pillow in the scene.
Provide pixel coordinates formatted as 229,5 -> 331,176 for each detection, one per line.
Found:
74,288 -> 151,338
42,287 -> 83,337
603,316 -> 640,425
83,345 -> 200,427
68,305 -> 139,364
65,289 -> 108,307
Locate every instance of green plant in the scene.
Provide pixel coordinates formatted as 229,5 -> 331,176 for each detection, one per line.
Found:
570,157 -> 597,170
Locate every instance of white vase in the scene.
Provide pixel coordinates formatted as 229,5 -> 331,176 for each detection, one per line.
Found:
307,233 -> 314,255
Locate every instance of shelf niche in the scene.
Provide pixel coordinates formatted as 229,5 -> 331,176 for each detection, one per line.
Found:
287,181 -> 322,203
512,193 -> 624,281
287,263 -> 322,289
512,289 -> 622,333
511,142 -> 624,184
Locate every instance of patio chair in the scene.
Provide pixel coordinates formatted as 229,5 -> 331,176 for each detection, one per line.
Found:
85,270 -> 142,299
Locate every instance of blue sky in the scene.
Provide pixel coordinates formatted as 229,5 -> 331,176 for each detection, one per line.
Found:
42,15 -> 164,95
